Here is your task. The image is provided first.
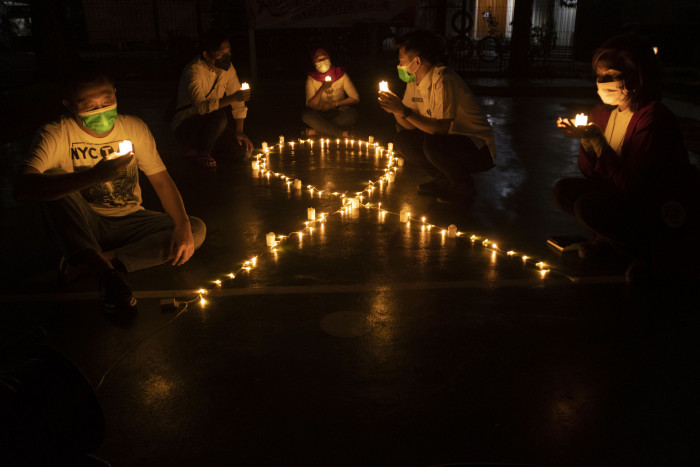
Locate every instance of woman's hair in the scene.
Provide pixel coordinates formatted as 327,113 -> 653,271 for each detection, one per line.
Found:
396,30 -> 446,65
592,34 -> 661,111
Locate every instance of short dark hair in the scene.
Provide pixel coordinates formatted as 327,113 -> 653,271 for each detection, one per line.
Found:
199,29 -> 230,54
63,61 -> 115,102
396,30 -> 446,65
592,34 -> 662,111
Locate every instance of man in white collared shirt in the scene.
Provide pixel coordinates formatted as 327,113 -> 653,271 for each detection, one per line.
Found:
378,30 -> 496,204
172,29 -> 253,168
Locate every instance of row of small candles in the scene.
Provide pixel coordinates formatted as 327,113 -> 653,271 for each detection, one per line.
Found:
189,135 -> 570,307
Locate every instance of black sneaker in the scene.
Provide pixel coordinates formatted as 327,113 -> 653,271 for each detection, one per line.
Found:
98,270 -> 137,312
418,178 -> 449,196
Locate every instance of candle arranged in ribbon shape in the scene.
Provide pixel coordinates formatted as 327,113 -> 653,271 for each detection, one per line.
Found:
574,113 -> 588,127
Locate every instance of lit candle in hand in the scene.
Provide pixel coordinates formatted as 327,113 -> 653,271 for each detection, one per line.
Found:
574,113 -> 588,127
379,81 -> 389,92
324,76 -> 331,83
241,82 -> 250,90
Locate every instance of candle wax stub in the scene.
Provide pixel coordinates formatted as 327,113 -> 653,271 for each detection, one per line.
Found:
388,142 -> 393,152
397,157 -> 405,167
307,207 -> 316,220
400,209 -> 409,223
447,225 -> 458,238
241,82 -> 250,90
279,135 -> 285,144
574,113 -> 588,127
266,232 -> 276,247
294,179 -> 302,189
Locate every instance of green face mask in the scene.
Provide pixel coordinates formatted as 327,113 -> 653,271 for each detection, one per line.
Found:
78,103 -> 118,133
397,57 -> 418,83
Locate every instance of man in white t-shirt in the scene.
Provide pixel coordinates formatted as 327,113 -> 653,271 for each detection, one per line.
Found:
172,29 -> 253,169
378,30 -> 496,204
15,64 -> 206,312
301,48 -> 359,138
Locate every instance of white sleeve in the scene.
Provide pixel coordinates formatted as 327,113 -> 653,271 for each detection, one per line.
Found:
225,68 -> 247,119
128,117 -> 167,176
342,74 -> 359,101
185,66 -> 220,115
25,123 -> 62,173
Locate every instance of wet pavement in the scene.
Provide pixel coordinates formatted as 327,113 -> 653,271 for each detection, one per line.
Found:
1,76 -> 700,466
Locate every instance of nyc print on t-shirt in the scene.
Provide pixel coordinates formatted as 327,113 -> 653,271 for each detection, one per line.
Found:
71,140 -> 139,210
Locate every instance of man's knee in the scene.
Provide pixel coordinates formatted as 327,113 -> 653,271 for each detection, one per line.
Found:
189,216 -> 207,249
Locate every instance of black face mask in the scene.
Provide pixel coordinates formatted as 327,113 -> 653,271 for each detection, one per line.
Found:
214,54 -> 231,71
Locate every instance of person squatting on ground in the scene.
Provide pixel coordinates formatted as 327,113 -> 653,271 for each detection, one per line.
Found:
171,29 -> 253,168
553,34 -> 700,282
378,30 -> 496,205
14,63 -> 206,312
301,48 -> 360,138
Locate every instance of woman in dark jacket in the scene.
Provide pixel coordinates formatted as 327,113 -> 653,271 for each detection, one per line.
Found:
553,34 -> 699,282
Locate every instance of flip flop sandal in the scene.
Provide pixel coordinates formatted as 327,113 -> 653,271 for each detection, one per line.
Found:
196,155 -> 217,168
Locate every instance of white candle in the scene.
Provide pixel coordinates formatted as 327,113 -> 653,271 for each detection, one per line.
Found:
351,197 -> 360,209
251,160 -> 259,170
379,81 -> 389,92
447,224 -> 458,238
279,135 -> 285,144
388,142 -> 393,152
294,179 -> 302,189
397,157 -> 404,166
368,136 -> 374,144
574,113 -> 588,127
262,141 -> 268,151
307,207 -> 315,220
241,82 -> 250,90
117,140 -> 133,156
400,209 -> 410,223
387,172 -> 395,182
266,232 -> 276,247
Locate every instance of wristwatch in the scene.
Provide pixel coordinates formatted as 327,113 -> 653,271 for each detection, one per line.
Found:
401,106 -> 412,119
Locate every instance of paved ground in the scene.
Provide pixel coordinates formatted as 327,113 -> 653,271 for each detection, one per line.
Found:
1,75 -> 699,466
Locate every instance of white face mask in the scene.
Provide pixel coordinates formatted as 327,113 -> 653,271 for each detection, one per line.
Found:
596,80 -> 627,106
315,59 -> 331,74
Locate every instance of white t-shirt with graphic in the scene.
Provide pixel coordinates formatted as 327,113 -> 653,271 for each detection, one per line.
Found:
25,114 -> 167,217
402,66 -> 496,160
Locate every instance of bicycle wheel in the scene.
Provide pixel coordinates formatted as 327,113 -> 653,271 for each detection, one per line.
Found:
450,10 -> 473,34
447,34 -> 475,65
477,36 -> 500,62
